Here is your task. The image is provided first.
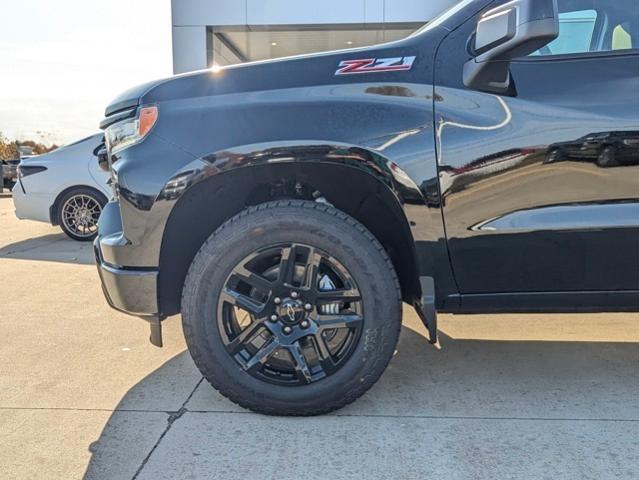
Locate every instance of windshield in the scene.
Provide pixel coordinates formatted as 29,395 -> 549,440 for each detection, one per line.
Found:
410,0 -> 478,37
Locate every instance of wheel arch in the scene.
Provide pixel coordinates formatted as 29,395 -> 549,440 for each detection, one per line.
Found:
158,143 -> 425,316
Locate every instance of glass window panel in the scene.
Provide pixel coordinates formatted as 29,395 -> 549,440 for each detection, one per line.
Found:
208,25 -> 422,67
530,10 -> 597,56
529,0 -> 639,57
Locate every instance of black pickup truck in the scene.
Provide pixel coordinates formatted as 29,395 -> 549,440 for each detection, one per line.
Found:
95,0 -> 639,415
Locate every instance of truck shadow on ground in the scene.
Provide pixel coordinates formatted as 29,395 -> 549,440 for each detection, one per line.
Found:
82,323 -> 639,478
0,233 -> 94,265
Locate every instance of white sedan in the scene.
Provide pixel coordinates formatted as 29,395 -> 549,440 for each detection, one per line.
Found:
12,133 -> 110,241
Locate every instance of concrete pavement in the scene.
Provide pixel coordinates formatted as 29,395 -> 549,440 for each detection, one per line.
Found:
1,196 -> 638,479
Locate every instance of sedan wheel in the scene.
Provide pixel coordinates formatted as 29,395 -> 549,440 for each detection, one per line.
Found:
58,189 -> 106,241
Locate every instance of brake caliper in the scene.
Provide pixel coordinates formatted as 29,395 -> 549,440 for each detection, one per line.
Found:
318,274 -> 340,315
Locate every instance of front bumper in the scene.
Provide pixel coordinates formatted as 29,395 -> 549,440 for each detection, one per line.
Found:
94,201 -> 160,317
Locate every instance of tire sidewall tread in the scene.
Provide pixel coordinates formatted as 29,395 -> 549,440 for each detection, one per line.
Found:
181,200 -> 402,416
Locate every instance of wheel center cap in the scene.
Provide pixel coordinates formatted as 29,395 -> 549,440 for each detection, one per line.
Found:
277,299 -> 305,325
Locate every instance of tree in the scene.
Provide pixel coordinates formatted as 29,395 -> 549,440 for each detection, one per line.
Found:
0,132 -> 58,160
0,133 -> 19,161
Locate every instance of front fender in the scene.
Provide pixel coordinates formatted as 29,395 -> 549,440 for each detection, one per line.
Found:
155,140 -> 456,307
113,137 -> 457,307
160,140 -> 424,205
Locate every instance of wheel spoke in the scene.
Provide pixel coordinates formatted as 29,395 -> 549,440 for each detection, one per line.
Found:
244,337 -> 281,372
288,341 -> 313,384
231,265 -> 274,294
316,288 -> 361,303
302,247 -> 322,290
220,287 -> 264,316
227,320 -> 266,354
316,313 -> 363,330
278,245 -> 299,285
312,333 -> 337,376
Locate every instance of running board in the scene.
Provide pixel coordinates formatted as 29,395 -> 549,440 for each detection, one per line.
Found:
416,276 -> 439,347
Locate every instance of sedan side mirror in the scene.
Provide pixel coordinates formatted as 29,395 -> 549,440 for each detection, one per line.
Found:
463,0 -> 559,95
93,142 -> 110,172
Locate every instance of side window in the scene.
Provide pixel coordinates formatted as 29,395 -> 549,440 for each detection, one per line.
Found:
541,10 -> 597,55
531,0 -> 638,57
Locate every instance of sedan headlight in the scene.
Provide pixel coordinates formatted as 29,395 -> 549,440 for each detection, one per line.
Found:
105,106 -> 158,155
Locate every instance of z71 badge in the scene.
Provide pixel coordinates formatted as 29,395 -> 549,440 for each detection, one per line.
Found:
335,56 -> 416,75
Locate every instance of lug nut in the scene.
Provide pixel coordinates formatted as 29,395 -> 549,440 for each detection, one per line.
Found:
301,320 -> 310,329
270,315 -> 278,322
283,326 -> 292,334
291,291 -> 299,298
304,303 -> 312,311
274,297 -> 281,304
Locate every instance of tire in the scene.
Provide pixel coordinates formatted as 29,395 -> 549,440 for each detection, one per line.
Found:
57,187 -> 107,241
181,200 -> 402,416
596,146 -> 617,168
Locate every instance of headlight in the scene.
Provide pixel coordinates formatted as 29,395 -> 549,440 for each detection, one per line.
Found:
105,105 -> 158,155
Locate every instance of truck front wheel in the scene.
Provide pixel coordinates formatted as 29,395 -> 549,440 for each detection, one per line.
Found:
181,200 -> 402,415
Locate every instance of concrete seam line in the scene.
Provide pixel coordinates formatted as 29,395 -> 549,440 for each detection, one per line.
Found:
183,410 -> 639,423
131,377 -> 205,480
0,406 -> 190,414
2,406 -> 639,424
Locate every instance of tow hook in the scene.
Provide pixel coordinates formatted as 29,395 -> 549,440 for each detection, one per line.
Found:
416,276 -> 440,349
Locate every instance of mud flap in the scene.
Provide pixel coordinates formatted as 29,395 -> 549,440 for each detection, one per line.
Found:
149,317 -> 164,348
416,276 -> 439,347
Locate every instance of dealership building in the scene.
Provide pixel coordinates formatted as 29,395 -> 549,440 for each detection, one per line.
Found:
171,0 -> 458,74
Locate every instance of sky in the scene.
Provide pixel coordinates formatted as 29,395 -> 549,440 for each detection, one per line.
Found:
0,0 -> 173,146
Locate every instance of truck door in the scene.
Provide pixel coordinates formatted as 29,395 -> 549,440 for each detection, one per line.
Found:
434,0 -> 639,300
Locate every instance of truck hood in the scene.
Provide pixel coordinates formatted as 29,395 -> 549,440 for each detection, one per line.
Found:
101,0 -> 486,117
103,35 -> 435,116
105,78 -> 169,116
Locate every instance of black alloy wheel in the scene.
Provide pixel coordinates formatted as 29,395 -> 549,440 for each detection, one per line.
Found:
218,243 -> 363,386
181,200 -> 402,416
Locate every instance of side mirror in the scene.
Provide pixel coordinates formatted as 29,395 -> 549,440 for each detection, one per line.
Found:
93,142 -> 110,172
463,0 -> 559,94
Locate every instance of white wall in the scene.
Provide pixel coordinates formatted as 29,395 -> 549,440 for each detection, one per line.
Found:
172,0 -> 246,26
172,26 -> 208,75
171,0 -> 459,73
